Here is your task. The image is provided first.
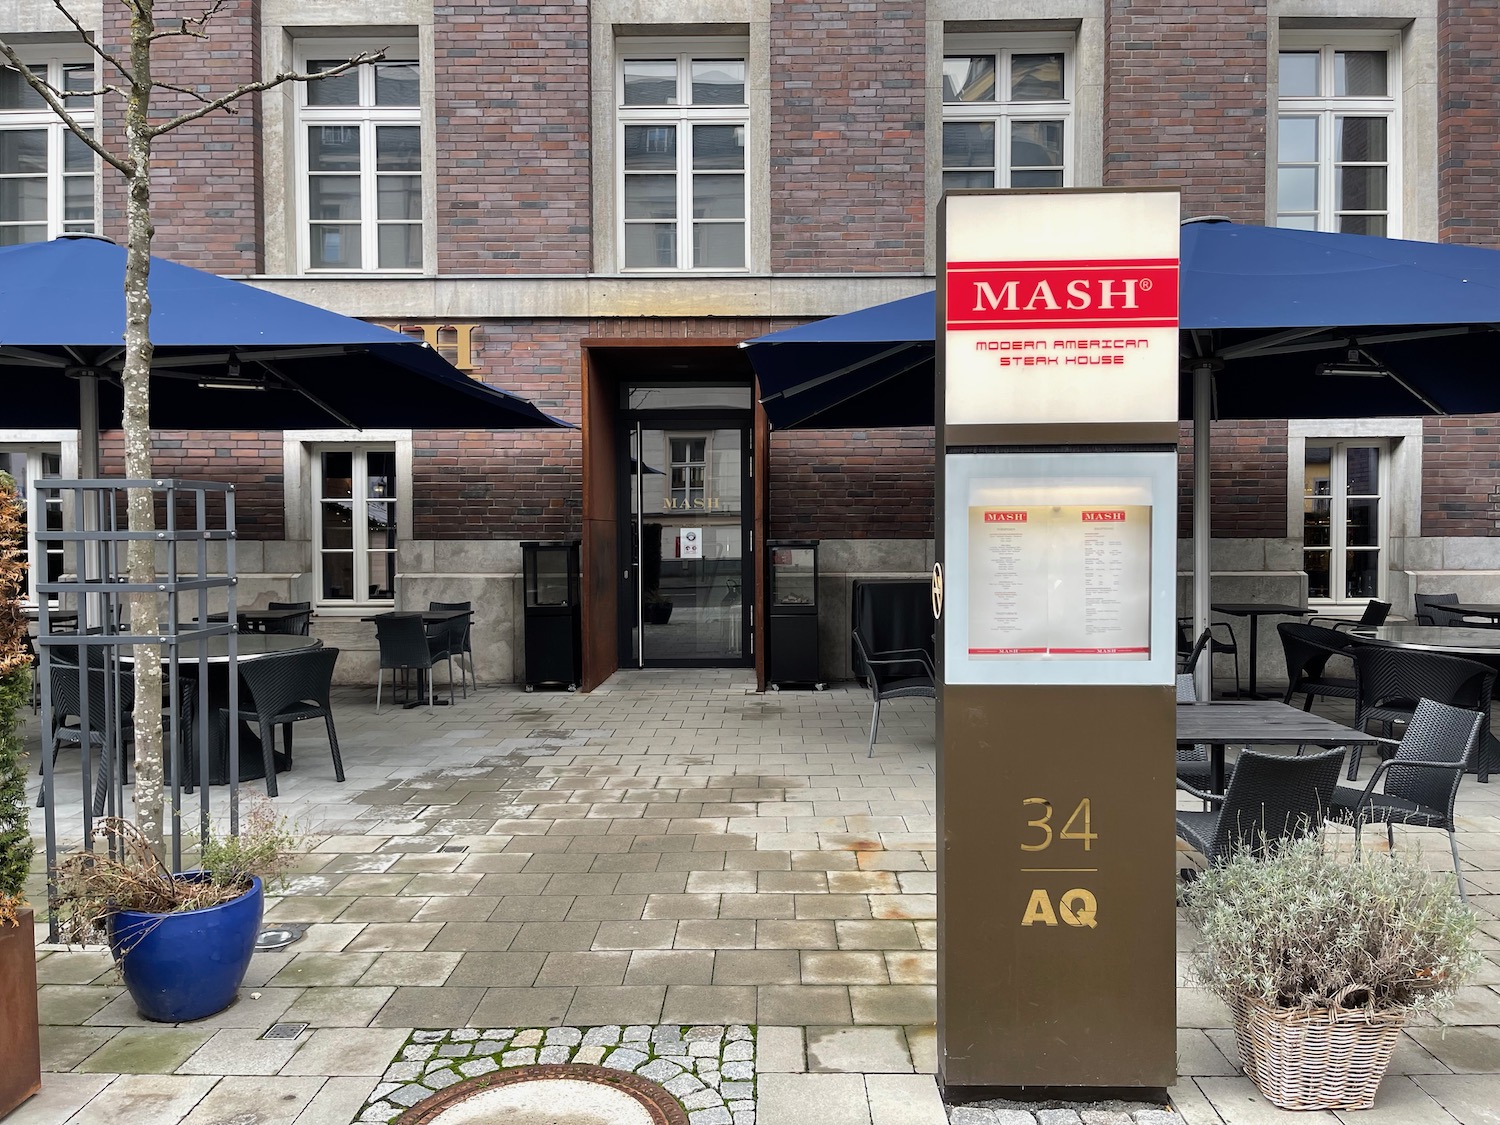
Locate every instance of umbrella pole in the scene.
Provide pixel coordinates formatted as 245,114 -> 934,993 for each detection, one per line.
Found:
1192,362 -> 1213,697
78,375 -> 99,479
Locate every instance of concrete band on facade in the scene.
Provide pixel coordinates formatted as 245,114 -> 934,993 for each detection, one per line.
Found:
4,0 -> 1499,688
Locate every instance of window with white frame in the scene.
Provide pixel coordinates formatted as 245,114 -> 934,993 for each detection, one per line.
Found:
1303,440 -> 1386,602
0,55 -> 95,245
942,34 -> 1072,192
1,447 -> 64,605
668,436 -> 708,509
314,447 -> 397,604
295,43 -> 422,272
617,39 -> 748,271
1276,36 -> 1398,236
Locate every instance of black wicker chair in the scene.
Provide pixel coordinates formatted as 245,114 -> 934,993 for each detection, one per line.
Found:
430,600 -> 476,691
266,601 -> 312,636
1306,599 -> 1391,632
1175,747 -> 1345,868
1277,622 -> 1359,711
39,662 -> 134,811
852,627 -> 935,757
1348,645 -> 1494,780
218,647 -> 343,798
1413,592 -> 1466,627
1328,698 -> 1483,901
376,614 -> 450,712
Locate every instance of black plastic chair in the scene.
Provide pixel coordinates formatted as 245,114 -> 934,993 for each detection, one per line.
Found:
1278,622 -> 1359,711
852,628 -> 935,757
430,601 -> 476,691
218,647 -> 343,798
1413,592 -> 1465,627
267,601 -> 312,636
1327,698 -> 1483,901
1348,645 -> 1494,780
1306,599 -> 1391,632
375,614 -> 449,712
1175,747 -> 1345,868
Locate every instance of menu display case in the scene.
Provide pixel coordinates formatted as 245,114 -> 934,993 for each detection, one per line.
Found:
522,540 -> 581,690
768,540 -> 824,688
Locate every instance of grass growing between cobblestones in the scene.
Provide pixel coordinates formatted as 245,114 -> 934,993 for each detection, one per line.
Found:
359,1023 -> 757,1124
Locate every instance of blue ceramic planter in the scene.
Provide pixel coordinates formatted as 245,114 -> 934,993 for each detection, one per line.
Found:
107,874 -> 263,1023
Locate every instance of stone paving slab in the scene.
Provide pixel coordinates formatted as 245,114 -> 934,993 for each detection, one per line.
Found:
17,672 -> 1500,1125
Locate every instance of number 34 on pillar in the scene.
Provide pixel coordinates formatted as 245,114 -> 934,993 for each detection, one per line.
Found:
1019,796 -> 1099,929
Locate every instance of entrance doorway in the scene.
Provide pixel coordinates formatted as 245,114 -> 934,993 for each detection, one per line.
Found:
620,385 -> 753,667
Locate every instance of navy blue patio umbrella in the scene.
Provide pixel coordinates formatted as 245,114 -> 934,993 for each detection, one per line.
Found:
743,218 -> 1500,666
0,235 -> 568,434
745,219 -> 1500,429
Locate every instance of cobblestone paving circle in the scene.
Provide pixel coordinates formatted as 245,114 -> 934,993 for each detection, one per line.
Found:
391,1063 -> 690,1125
358,1024 -> 757,1125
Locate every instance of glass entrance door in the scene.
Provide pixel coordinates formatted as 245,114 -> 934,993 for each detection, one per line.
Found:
624,421 -> 751,666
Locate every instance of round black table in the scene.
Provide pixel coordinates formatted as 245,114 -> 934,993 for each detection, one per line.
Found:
125,635 -> 322,784
1353,626 -> 1500,782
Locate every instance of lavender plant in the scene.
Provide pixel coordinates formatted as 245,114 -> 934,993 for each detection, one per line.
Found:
1184,834 -> 1480,1015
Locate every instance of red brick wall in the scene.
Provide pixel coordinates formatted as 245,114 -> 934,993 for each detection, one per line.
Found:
1422,414 -> 1500,535
1439,0 -> 1500,244
97,432 -> 283,538
1177,420 -> 1287,538
1103,0 -> 1268,219
769,428 -> 934,539
101,0 -> 264,271
433,3 -> 592,272
770,1 -> 927,271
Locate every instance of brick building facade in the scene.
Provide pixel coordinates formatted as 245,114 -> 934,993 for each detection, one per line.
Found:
4,0 -> 1500,688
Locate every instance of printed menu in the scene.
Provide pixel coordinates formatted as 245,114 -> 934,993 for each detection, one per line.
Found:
967,503 -> 1151,659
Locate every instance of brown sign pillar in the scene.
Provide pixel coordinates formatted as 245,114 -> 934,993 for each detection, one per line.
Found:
936,190 -> 1181,1095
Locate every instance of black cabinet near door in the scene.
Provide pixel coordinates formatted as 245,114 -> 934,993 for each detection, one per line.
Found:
768,540 -> 824,689
522,541 -> 581,691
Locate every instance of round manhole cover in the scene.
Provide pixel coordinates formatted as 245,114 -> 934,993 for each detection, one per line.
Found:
395,1063 -> 690,1125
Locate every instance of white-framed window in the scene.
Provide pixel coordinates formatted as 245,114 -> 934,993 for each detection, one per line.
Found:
942,33 -> 1072,192
0,54 -> 96,245
1303,440 -> 1387,602
617,37 -> 748,272
294,41 -> 422,272
668,435 -> 708,509
0,446 -> 64,605
313,446 -> 397,605
1276,34 -> 1399,236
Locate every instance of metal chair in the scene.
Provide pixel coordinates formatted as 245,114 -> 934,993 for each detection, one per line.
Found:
1277,622 -> 1359,711
1327,698 -> 1483,901
1175,747 -> 1345,868
1177,618 -> 1240,697
1306,599 -> 1390,632
1413,592 -> 1466,627
218,647 -> 343,798
375,614 -> 449,712
1348,645 -> 1495,780
429,600 -> 476,691
267,601 -> 312,636
852,627 -> 934,756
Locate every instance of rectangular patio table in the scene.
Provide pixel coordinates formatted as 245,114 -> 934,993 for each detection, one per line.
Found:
236,607 -> 308,632
1447,603 -> 1500,624
1176,699 -> 1383,794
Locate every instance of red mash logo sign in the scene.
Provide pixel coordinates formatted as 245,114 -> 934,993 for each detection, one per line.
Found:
946,259 -> 1179,331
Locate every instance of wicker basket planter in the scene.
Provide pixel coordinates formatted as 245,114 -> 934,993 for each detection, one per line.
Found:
1229,993 -> 1406,1111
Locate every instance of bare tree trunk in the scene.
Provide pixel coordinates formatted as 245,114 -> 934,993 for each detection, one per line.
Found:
122,2 -> 163,853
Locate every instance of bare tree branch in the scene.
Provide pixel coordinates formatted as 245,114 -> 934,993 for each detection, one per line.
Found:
49,0 -> 135,85
0,42 -> 133,176
150,51 -> 383,136
152,79 -> 212,105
